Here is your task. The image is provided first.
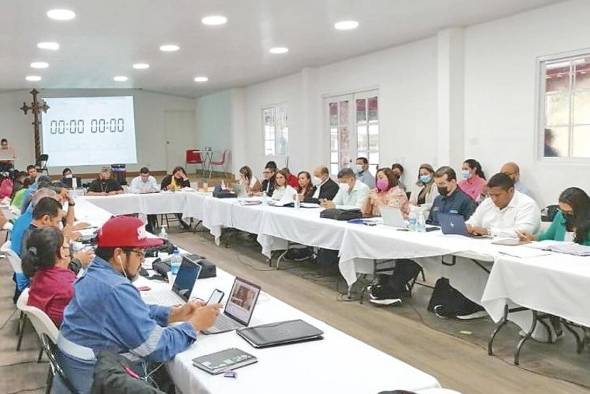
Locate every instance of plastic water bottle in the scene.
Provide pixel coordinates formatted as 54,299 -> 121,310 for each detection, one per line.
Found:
294,193 -> 301,209
416,210 -> 426,233
408,210 -> 417,231
158,225 -> 168,240
170,249 -> 182,275
262,191 -> 269,206
72,177 -> 78,189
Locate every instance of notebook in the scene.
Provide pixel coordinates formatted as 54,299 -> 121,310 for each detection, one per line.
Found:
236,319 -> 324,348
192,348 -> 257,375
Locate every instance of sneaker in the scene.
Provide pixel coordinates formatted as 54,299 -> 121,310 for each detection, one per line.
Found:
367,285 -> 402,306
456,310 -> 488,320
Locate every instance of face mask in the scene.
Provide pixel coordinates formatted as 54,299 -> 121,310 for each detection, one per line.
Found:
312,176 -> 322,185
419,175 -> 432,184
355,164 -> 363,173
65,174 -> 73,179
461,170 -> 470,180
376,178 -> 389,192
339,182 -> 350,193
437,186 -> 449,197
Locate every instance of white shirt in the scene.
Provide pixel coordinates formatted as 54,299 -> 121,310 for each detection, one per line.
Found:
409,182 -> 439,217
466,191 -> 541,238
129,175 -> 159,194
312,177 -> 329,199
357,170 -> 375,188
332,180 -> 370,209
272,185 -> 297,203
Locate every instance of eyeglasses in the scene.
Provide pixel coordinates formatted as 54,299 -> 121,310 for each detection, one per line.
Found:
124,249 -> 145,260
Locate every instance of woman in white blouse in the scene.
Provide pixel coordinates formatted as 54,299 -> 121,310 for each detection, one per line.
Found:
238,166 -> 262,196
272,169 -> 297,201
409,163 -> 439,215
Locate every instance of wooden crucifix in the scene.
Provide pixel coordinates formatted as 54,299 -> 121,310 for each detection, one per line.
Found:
20,89 -> 49,161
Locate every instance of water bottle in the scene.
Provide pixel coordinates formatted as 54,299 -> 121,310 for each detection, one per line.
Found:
158,225 -> 168,240
294,193 -> 301,209
221,180 -> 226,190
170,248 -> 182,275
416,210 -> 426,233
262,191 -> 269,206
408,210 -> 417,231
72,177 -> 78,189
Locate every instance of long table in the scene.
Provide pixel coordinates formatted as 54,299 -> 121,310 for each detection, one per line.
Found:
76,194 -> 442,393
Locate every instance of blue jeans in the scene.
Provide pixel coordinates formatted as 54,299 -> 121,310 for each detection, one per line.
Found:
51,350 -> 95,394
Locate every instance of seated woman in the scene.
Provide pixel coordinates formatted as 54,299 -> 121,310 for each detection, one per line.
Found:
296,171 -> 316,202
458,159 -> 486,202
238,166 -> 261,196
87,167 -> 124,196
23,227 -> 76,326
362,168 -> 410,217
409,163 -> 439,216
160,166 -> 191,229
271,169 -> 297,202
161,166 -> 191,191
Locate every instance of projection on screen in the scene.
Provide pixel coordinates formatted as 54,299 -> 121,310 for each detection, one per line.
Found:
41,96 -> 137,167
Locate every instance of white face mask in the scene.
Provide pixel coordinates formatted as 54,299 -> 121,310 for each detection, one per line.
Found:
339,182 -> 350,192
65,174 -> 73,179
312,176 -> 322,185
355,164 -> 363,173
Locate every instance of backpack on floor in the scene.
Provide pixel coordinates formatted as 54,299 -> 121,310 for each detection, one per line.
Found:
427,277 -> 482,318
374,259 -> 424,299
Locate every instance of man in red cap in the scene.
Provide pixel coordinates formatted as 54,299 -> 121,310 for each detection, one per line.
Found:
53,216 -> 220,393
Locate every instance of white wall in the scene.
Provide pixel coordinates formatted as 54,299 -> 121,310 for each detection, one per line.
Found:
0,89 -> 196,174
464,0 -> 590,206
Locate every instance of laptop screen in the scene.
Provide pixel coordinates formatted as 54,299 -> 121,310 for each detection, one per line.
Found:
224,277 -> 261,326
172,257 -> 202,302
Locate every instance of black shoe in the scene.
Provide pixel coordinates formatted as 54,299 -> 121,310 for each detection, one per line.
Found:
367,285 -> 402,306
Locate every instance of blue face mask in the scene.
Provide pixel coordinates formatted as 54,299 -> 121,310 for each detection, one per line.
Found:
461,170 -> 470,180
419,175 -> 432,184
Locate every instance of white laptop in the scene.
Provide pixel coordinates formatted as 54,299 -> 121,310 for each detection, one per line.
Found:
142,257 -> 202,306
380,206 -> 407,228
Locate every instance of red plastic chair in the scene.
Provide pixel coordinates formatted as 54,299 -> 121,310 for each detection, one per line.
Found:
208,149 -> 230,179
185,149 -> 205,175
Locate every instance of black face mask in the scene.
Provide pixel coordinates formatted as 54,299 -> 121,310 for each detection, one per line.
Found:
563,212 -> 576,230
437,186 -> 449,197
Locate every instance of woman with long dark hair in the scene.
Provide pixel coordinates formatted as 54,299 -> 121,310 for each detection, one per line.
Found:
458,159 -> 486,202
296,171 -> 316,201
23,227 -> 77,325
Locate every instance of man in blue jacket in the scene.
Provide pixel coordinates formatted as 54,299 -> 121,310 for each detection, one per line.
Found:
54,216 -> 220,393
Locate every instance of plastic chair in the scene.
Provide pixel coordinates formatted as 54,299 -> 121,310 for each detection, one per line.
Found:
36,154 -> 49,175
185,149 -> 206,175
2,240 -> 23,276
16,288 -> 59,357
208,149 -> 230,179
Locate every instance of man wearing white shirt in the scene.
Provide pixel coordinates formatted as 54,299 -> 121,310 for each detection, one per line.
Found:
129,167 -> 159,233
321,168 -> 369,209
500,162 -> 534,199
466,172 -> 540,238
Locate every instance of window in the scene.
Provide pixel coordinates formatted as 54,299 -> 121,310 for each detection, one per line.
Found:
539,53 -> 590,158
328,91 -> 379,175
262,105 -> 288,156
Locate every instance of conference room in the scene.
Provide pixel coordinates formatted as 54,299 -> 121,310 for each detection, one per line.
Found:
1,1 -> 590,393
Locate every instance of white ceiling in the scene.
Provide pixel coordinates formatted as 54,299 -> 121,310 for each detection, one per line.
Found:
0,0 -> 565,98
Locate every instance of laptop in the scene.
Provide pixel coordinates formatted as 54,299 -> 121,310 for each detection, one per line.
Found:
380,206 -> 407,228
203,277 -> 261,334
237,319 -> 324,348
62,176 -> 82,189
142,256 -> 202,306
438,213 -> 485,238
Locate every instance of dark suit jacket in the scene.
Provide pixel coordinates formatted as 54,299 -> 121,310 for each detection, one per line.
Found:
304,178 -> 339,203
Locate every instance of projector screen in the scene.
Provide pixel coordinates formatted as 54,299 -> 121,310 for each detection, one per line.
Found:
41,96 -> 137,167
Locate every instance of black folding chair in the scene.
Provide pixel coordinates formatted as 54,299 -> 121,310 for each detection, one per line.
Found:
40,333 -> 78,394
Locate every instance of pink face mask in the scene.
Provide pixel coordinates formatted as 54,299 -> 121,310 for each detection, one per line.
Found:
376,178 -> 389,192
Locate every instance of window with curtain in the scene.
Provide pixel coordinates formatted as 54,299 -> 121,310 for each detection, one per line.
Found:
263,105 -> 288,156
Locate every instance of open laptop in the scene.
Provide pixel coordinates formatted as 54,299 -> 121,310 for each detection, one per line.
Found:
380,206 -> 407,228
438,213 -> 487,238
203,277 -> 261,334
62,176 -> 82,189
142,256 -> 202,306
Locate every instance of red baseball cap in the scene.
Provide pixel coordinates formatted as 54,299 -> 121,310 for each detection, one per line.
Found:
97,216 -> 163,248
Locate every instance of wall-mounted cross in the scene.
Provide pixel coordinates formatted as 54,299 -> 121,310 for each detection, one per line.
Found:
20,89 -> 49,161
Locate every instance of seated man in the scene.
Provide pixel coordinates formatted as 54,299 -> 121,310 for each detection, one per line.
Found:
321,168 -> 369,209
54,216 -> 220,393
87,167 -> 124,196
259,165 -> 277,196
500,161 -> 533,199
0,138 -> 16,171
355,157 -> 375,188
129,167 -> 159,232
466,172 -> 540,238
428,166 -> 477,225
307,166 -> 339,203
26,164 -> 38,181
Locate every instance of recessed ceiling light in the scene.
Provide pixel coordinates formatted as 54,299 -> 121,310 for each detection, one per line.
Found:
30,62 -> 49,69
269,47 -> 288,54
194,76 -> 208,83
37,42 -> 60,50
26,75 -> 42,82
133,63 -> 150,70
334,20 -> 359,31
47,9 -> 76,21
159,44 -> 180,52
113,76 -> 128,82
201,15 -> 228,26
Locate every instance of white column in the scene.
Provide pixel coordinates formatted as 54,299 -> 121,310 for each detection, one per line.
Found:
230,88 -> 247,174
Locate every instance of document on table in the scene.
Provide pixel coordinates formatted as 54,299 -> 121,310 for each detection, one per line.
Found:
526,240 -> 590,256
497,246 -> 552,258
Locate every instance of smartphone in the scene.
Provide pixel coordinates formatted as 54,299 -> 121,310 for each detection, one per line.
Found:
207,289 -> 225,305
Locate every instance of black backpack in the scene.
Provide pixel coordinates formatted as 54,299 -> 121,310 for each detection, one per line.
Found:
374,259 -> 424,299
427,278 -> 482,318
